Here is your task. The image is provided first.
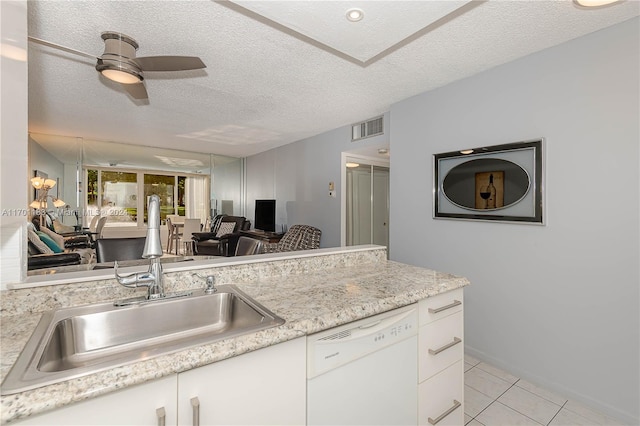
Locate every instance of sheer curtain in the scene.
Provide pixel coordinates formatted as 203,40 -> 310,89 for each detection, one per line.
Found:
185,176 -> 210,223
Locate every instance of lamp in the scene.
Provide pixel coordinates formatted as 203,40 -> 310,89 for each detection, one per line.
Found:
30,177 -> 66,227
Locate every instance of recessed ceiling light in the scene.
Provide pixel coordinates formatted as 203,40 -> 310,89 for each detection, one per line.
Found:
346,162 -> 360,168
346,8 -> 364,22
460,149 -> 474,155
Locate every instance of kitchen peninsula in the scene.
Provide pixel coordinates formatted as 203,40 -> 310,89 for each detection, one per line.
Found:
1,245 -> 469,425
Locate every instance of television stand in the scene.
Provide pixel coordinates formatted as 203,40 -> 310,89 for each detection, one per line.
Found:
240,229 -> 285,244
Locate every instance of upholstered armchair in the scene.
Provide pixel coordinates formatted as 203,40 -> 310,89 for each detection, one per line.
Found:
191,215 -> 250,256
263,224 -> 321,253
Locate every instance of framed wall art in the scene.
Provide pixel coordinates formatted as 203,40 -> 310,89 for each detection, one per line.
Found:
433,139 -> 544,224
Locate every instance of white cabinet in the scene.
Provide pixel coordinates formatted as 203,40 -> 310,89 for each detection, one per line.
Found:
177,337 -> 306,426
12,375 -> 178,426
418,288 -> 464,426
13,338 -> 305,426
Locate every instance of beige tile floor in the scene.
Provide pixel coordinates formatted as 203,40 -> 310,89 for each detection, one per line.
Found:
464,354 -> 628,426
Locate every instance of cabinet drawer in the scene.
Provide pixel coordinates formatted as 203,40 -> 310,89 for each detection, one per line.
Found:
419,288 -> 463,326
419,311 -> 463,382
418,360 -> 464,426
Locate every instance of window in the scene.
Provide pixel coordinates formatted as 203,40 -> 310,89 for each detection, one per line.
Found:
85,168 -> 208,227
144,174 -> 175,223
101,171 -> 138,223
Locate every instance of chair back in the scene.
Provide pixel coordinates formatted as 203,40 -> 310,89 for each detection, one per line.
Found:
182,219 -> 202,240
235,236 -> 263,256
166,214 -> 180,223
95,237 -> 146,263
203,216 -> 212,233
219,216 -> 246,234
88,215 -> 100,231
95,216 -> 108,238
271,225 -> 321,252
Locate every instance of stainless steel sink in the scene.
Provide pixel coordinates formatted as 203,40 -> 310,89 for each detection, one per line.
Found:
1,285 -> 285,395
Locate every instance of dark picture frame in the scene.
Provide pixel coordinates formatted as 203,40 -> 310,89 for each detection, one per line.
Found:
433,139 -> 544,224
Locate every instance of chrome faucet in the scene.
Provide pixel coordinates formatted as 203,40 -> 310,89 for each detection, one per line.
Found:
115,195 -> 166,301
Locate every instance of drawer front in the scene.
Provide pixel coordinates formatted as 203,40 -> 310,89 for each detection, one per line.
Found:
419,311 -> 463,382
419,289 -> 463,326
418,360 -> 464,426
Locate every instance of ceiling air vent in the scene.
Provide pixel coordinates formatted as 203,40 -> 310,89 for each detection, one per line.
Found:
352,116 -> 383,141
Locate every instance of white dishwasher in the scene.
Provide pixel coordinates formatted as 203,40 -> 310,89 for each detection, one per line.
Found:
307,304 -> 418,425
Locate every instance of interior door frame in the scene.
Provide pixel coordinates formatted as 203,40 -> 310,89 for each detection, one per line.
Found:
340,152 -> 390,247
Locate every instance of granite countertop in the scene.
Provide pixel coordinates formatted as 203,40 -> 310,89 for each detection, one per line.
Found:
1,257 -> 469,424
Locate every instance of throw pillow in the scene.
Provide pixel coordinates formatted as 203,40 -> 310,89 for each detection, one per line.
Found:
52,219 -> 75,234
36,231 -> 63,253
27,229 -> 53,254
39,226 -> 66,250
215,222 -> 236,237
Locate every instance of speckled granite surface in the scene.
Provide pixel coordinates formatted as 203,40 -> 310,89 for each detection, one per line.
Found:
0,246 -> 469,424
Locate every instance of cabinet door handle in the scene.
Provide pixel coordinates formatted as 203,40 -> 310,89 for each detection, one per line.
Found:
428,399 -> 461,425
429,337 -> 462,355
428,300 -> 461,314
191,397 -> 200,426
156,407 -> 166,426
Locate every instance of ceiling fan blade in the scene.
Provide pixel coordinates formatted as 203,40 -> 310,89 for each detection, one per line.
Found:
133,56 -> 206,72
123,82 -> 149,100
28,36 -> 98,61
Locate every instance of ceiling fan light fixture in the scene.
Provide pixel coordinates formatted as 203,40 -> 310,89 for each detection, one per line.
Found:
99,67 -> 142,84
574,0 -> 621,7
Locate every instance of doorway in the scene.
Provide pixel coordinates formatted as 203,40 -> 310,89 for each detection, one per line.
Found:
342,154 -> 390,249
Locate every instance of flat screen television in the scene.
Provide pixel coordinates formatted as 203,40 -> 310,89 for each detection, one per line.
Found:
254,199 -> 276,232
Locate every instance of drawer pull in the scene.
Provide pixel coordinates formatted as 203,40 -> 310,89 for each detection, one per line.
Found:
428,399 -> 461,425
428,300 -> 461,314
191,396 -> 200,426
429,337 -> 462,355
156,407 -> 166,426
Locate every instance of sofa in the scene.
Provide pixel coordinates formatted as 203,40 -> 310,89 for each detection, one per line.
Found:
27,216 -> 93,270
191,215 -> 250,256
31,214 -> 91,249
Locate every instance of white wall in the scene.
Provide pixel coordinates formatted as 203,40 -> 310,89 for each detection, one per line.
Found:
389,18 -> 639,423
212,157 -> 244,217
0,0 -> 28,289
246,114 -> 389,248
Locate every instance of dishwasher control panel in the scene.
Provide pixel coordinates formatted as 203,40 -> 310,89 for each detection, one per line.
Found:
306,304 -> 417,378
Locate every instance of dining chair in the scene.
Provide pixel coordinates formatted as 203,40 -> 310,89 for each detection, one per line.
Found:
95,237 -> 146,263
180,218 -> 202,255
234,236 -> 263,256
166,216 -> 182,254
86,215 -> 99,232
95,216 -> 108,238
166,214 -> 180,252
87,216 -> 108,248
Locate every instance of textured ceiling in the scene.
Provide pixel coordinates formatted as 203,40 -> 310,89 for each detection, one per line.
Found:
228,0 -> 472,63
26,0 -> 639,158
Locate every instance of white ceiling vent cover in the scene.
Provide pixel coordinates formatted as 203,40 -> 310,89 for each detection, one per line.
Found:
352,116 -> 384,141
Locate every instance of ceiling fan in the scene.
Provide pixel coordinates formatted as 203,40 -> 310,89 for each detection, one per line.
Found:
28,31 -> 206,100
